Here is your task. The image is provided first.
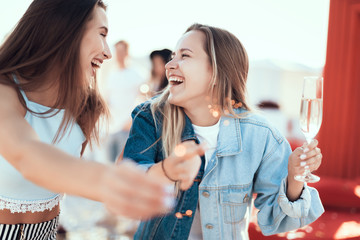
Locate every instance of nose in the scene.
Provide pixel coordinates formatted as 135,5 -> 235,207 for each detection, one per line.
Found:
103,42 -> 112,60
165,57 -> 177,70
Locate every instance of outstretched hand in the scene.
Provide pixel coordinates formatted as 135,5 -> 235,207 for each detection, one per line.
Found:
100,161 -> 175,220
162,141 -> 206,190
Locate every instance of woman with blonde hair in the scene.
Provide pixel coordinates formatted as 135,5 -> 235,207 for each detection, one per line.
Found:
123,23 -> 324,239
0,0 -> 173,239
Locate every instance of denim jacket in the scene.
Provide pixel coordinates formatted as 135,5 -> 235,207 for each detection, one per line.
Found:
123,102 -> 324,240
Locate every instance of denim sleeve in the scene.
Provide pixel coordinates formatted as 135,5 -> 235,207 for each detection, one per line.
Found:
253,137 -> 324,236
123,103 -> 160,171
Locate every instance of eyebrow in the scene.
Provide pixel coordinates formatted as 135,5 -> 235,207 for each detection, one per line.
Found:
99,26 -> 108,34
180,48 -> 193,53
171,48 -> 193,57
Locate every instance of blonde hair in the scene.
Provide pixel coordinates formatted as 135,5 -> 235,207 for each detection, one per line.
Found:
150,23 -> 250,158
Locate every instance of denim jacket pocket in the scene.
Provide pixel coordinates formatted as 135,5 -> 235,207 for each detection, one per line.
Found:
220,186 -> 252,224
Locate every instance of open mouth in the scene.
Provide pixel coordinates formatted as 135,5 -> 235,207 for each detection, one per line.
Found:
169,76 -> 184,86
90,59 -> 102,76
91,59 -> 102,68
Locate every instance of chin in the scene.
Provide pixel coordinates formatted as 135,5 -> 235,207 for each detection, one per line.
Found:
167,95 -> 182,108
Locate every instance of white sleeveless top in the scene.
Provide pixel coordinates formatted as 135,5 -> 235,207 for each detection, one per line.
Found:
0,75 -> 85,213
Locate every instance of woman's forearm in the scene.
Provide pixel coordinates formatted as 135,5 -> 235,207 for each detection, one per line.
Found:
17,140 -> 107,202
286,176 -> 304,201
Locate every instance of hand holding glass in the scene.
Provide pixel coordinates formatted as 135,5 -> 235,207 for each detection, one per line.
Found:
294,76 -> 323,183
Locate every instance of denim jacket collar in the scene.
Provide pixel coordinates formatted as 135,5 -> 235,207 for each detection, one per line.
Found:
181,113 -> 199,144
216,117 -> 243,156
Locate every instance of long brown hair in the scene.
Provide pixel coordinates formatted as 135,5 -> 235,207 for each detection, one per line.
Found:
150,23 -> 250,158
0,0 -> 108,153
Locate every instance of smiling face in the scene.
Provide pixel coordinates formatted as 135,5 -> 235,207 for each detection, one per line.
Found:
165,30 -> 213,111
80,6 -> 112,85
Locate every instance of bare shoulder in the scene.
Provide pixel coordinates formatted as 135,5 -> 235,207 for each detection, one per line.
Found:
0,83 -> 26,117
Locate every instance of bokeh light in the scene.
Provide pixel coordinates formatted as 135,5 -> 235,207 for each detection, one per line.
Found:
174,145 -> 187,157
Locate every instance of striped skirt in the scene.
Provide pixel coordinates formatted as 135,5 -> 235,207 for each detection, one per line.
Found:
0,215 -> 59,240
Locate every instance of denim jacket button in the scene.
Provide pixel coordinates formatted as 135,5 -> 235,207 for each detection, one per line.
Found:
205,224 -> 214,229
202,191 -> 210,198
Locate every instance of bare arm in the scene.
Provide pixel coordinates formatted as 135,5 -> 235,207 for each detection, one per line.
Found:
118,140 -> 205,190
0,84 -> 172,219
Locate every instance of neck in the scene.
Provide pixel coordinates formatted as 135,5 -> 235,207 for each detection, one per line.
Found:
184,105 -> 220,126
117,60 -> 126,69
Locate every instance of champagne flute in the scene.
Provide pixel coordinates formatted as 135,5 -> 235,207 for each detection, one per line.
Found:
294,76 -> 323,183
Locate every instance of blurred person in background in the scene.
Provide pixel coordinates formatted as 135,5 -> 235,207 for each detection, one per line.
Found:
105,40 -> 144,161
140,48 -> 172,100
105,40 -> 144,133
0,1 -> 173,239
147,48 -> 172,97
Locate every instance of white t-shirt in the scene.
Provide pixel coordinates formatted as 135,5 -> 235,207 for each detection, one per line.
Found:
188,120 -> 220,240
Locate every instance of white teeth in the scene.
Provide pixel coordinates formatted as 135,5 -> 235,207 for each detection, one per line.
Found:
91,59 -> 102,68
169,77 -> 184,83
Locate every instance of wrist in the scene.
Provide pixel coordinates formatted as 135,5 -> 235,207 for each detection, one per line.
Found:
288,174 -> 304,186
161,159 -> 177,182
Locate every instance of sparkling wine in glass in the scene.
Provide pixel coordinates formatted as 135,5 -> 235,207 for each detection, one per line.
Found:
294,76 -> 323,183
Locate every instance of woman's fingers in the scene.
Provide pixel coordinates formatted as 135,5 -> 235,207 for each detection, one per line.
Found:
293,145 -> 306,157
163,141 -> 204,183
299,147 -> 319,161
299,146 -> 321,162
118,161 -> 166,192
289,142 -> 322,176
106,193 -> 170,220
301,151 -> 322,172
178,155 -> 202,190
102,162 -> 175,219
303,139 -> 319,152
172,141 -> 206,163
179,177 -> 194,190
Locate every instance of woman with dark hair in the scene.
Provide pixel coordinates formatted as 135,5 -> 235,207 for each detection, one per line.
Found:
0,0 -> 173,239
149,48 -> 172,96
123,24 -> 324,239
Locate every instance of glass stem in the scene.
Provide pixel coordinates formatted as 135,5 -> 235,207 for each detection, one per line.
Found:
303,138 -> 312,176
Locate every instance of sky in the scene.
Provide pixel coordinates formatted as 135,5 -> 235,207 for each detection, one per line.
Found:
0,0 -> 330,68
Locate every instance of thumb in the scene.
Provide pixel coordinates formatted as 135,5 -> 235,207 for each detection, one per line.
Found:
179,179 -> 193,191
196,142 -> 207,156
174,142 -> 207,162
